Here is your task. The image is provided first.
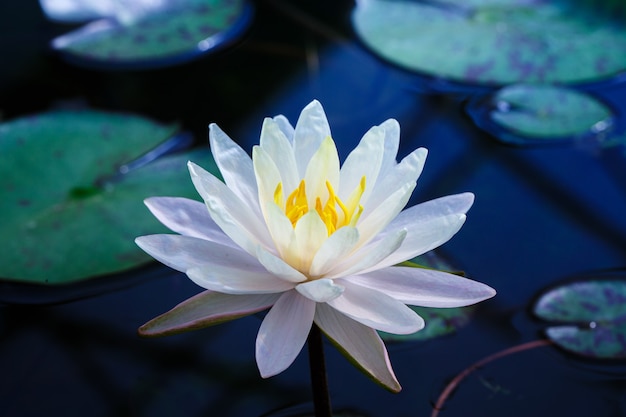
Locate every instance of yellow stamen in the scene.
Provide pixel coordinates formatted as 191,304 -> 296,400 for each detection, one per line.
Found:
316,197 -> 336,235
275,176 -> 367,236
349,205 -> 364,227
322,182 -> 339,226
283,180 -> 309,226
344,176 -> 366,222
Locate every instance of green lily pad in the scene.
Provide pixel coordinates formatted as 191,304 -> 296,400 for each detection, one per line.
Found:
352,0 -> 626,85
533,280 -> 626,359
51,0 -> 253,69
490,85 -> 613,138
0,110 -> 215,285
380,252 -> 474,342
467,84 -> 614,144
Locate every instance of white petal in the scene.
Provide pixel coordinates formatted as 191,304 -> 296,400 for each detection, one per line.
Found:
376,119 -> 401,179
364,214 -> 466,272
293,100 -> 331,178
252,145 -> 283,218
139,291 -> 280,337
187,265 -> 295,294
144,197 -> 237,248
327,281 -> 424,334
391,193 -> 474,225
363,147 -> 427,212
356,181 -> 415,245
208,123 -> 261,216
296,278 -> 345,302
273,114 -> 295,142
309,226 -> 360,277
327,228 -> 406,278
188,162 -> 273,254
338,124 -> 384,202
314,303 -> 401,392
293,211 -> 328,270
256,291 -> 315,377
303,136 -> 340,208
256,247 -> 308,283
263,202 -> 296,260
351,267 -> 496,307
135,234 -> 252,273
259,118 -> 299,193
359,193 -> 474,271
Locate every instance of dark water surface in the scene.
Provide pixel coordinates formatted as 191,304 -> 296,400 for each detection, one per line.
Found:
2,1 -> 626,416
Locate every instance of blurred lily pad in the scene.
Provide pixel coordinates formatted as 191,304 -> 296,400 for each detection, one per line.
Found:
467,84 -> 614,145
533,279 -> 626,359
380,252 -> 474,342
47,0 -> 253,69
352,0 -> 626,86
0,110 -> 215,285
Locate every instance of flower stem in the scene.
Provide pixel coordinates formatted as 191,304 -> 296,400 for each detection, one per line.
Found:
308,323 -> 332,417
430,339 -> 553,417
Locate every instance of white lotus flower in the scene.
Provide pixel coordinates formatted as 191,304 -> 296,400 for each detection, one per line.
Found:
136,100 -> 495,392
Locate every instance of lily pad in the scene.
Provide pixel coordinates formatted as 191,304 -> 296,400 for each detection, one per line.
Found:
352,0 -> 626,86
0,110 -> 216,285
466,84 -> 614,144
533,279 -> 626,359
48,0 -> 253,70
380,252 -> 474,342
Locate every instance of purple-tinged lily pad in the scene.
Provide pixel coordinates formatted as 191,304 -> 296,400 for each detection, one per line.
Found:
0,110 -> 217,285
467,84 -> 614,145
352,0 -> 626,86
47,0 -> 253,70
533,280 -> 626,359
380,252 -> 474,342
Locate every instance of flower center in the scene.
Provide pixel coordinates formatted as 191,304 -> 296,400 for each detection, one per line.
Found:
274,177 -> 366,236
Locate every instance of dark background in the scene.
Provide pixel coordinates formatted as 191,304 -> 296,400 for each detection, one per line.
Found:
2,1 -> 626,416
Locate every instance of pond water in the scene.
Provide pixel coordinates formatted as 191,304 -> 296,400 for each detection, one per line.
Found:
2,1 -> 626,416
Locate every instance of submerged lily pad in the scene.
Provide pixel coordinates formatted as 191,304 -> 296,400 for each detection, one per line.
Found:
380,305 -> 474,343
533,279 -> 626,359
467,84 -> 614,144
352,0 -> 626,86
380,253 -> 474,342
0,110 -> 216,285
49,0 -> 253,69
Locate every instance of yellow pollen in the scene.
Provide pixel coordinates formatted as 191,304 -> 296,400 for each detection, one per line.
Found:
274,176 -> 366,236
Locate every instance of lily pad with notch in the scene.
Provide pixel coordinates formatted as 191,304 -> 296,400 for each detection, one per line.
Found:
46,0 -> 254,70
533,278 -> 626,359
466,84 -> 615,145
0,110 -> 217,287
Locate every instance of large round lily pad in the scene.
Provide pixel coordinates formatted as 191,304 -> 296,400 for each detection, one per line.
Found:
49,0 -> 253,69
352,0 -> 626,86
467,84 -> 614,145
0,110 -> 216,285
533,279 -> 626,359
